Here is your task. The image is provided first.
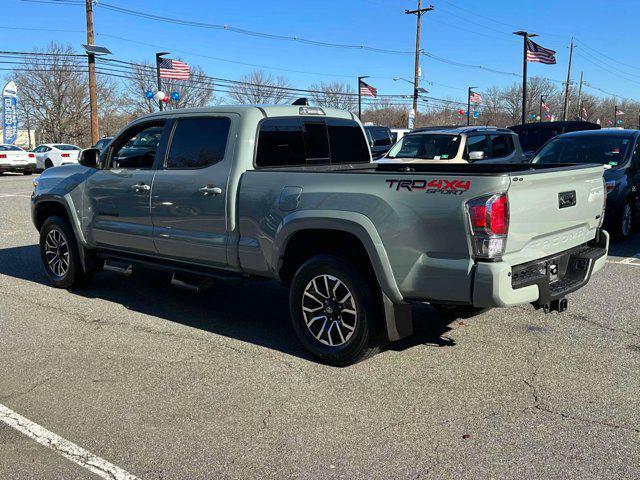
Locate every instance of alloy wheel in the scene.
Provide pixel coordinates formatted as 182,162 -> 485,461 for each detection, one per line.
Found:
44,228 -> 70,278
302,274 -> 357,347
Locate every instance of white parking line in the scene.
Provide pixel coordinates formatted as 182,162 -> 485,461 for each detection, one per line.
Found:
607,251 -> 640,266
0,403 -> 139,480
0,193 -> 31,198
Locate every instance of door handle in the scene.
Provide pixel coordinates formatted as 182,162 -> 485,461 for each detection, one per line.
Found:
199,185 -> 222,195
131,182 -> 150,192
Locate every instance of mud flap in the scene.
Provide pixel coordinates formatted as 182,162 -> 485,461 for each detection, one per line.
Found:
382,292 -> 413,341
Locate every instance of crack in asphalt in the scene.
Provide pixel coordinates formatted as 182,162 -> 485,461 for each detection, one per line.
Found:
0,377 -> 51,402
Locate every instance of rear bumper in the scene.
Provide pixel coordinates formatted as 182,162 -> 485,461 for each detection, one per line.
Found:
472,229 -> 609,308
0,162 -> 36,173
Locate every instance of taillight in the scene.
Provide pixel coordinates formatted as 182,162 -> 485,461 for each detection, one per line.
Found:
599,177 -> 607,228
61,153 -> 70,158
28,153 -> 35,158
466,193 -> 509,259
0,154 -> 6,159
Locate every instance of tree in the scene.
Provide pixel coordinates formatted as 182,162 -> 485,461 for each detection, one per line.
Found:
124,60 -> 215,115
228,70 -> 291,104
308,81 -> 356,111
10,42 -> 123,146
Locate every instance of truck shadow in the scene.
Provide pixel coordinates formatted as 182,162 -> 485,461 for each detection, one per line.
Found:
0,244 -> 459,362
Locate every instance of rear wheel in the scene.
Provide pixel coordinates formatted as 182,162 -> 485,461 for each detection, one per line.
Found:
39,216 -> 93,289
289,254 -> 384,366
44,159 -> 53,169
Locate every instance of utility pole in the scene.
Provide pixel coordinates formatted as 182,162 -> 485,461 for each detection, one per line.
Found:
539,95 -> 545,122
514,31 -> 537,125
575,70 -> 583,120
467,86 -> 477,126
405,2 -> 434,115
85,0 -> 98,145
155,52 -> 169,112
357,75 -> 368,120
562,37 -> 574,121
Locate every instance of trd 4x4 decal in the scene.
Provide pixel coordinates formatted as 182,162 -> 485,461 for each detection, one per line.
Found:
385,178 -> 471,195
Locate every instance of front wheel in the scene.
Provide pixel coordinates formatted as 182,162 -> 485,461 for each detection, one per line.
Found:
289,254 -> 384,366
39,216 -> 93,289
613,199 -> 635,241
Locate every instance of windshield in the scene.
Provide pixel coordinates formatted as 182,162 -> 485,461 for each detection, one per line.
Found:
531,136 -> 631,166
54,144 -> 81,151
387,134 -> 461,160
0,145 -> 22,151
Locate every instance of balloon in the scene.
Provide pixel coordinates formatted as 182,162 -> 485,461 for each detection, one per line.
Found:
145,90 -> 154,99
473,111 -> 479,118
153,91 -> 165,101
458,109 -> 465,115
529,113 -> 536,119
171,91 -> 180,101
162,96 -> 170,103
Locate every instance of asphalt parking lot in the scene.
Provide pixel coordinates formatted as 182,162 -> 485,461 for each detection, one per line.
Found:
0,173 -> 638,479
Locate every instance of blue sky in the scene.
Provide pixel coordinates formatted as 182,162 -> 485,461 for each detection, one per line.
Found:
4,0 -> 639,103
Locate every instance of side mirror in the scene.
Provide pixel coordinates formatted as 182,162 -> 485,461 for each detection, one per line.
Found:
468,151 -> 485,161
79,148 -> 100,168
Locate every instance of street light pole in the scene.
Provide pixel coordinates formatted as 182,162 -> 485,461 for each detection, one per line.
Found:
156,52 -> 169,112
539,95 -> 545,122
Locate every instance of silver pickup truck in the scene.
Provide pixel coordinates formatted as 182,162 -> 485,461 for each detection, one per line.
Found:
32,106 -> 609,365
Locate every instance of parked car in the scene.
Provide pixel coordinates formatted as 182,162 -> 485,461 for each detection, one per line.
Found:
0,144 -> 37,175
390,128 -> 411,143
32,105 -> 608,365
92,136 -> 113,153
363,125 -> 393,159
509,121 -> 601,160
33,144 -> 82,170
530,129 -> 640,240
378,127 -> 524,164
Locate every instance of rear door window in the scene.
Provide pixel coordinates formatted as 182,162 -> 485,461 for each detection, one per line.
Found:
327,118 -> 370,164
166,117 -> 231,169
489,134 -> 515,158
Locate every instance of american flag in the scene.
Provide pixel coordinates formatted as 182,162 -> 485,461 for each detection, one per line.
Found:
541,100 -> 550,112
159,58 -> 190,80
526,39 -> 556,65
359,80 -> 377,98
616,107 -> 625,115
469,91 -> 482,103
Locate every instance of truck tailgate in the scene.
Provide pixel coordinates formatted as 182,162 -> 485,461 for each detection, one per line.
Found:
505,165 -> 605,264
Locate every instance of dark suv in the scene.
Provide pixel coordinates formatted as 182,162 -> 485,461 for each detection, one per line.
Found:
530,129 -> 640,240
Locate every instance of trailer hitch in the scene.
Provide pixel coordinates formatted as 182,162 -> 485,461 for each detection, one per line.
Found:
542,297 -> 568,313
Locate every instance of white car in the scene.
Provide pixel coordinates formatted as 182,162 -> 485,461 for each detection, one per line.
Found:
0,144 -> 37,175
33,143 -> 82,170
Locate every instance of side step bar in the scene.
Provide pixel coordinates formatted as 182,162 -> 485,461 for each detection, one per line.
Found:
103,259 -> 133,276
97,251 -> 244,290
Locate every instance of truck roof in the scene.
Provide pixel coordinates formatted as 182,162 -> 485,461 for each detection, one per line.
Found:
136,105 -> 356,121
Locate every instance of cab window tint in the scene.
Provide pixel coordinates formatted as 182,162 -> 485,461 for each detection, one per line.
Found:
256,117 -> 370,167
166,117 -> 230,169
489,134 -> 514,158
110,122 -> 164,169
465,135 -> 489,161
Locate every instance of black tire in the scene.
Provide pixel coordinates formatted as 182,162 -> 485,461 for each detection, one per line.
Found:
612,198 -> 634,241
289,254 -> 385,366
23,171 -> 33,176
39,216 -> 93,289
431,304 -> 488,319
44,159 -> 53,169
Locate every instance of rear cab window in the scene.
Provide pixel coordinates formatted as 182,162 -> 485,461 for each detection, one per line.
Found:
256,117 -> 370,167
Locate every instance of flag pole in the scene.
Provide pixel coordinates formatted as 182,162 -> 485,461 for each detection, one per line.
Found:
357,76 -> 368,120
467,87 -> 471,126
514,31 -> 536,124
614,105 -> 617,127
